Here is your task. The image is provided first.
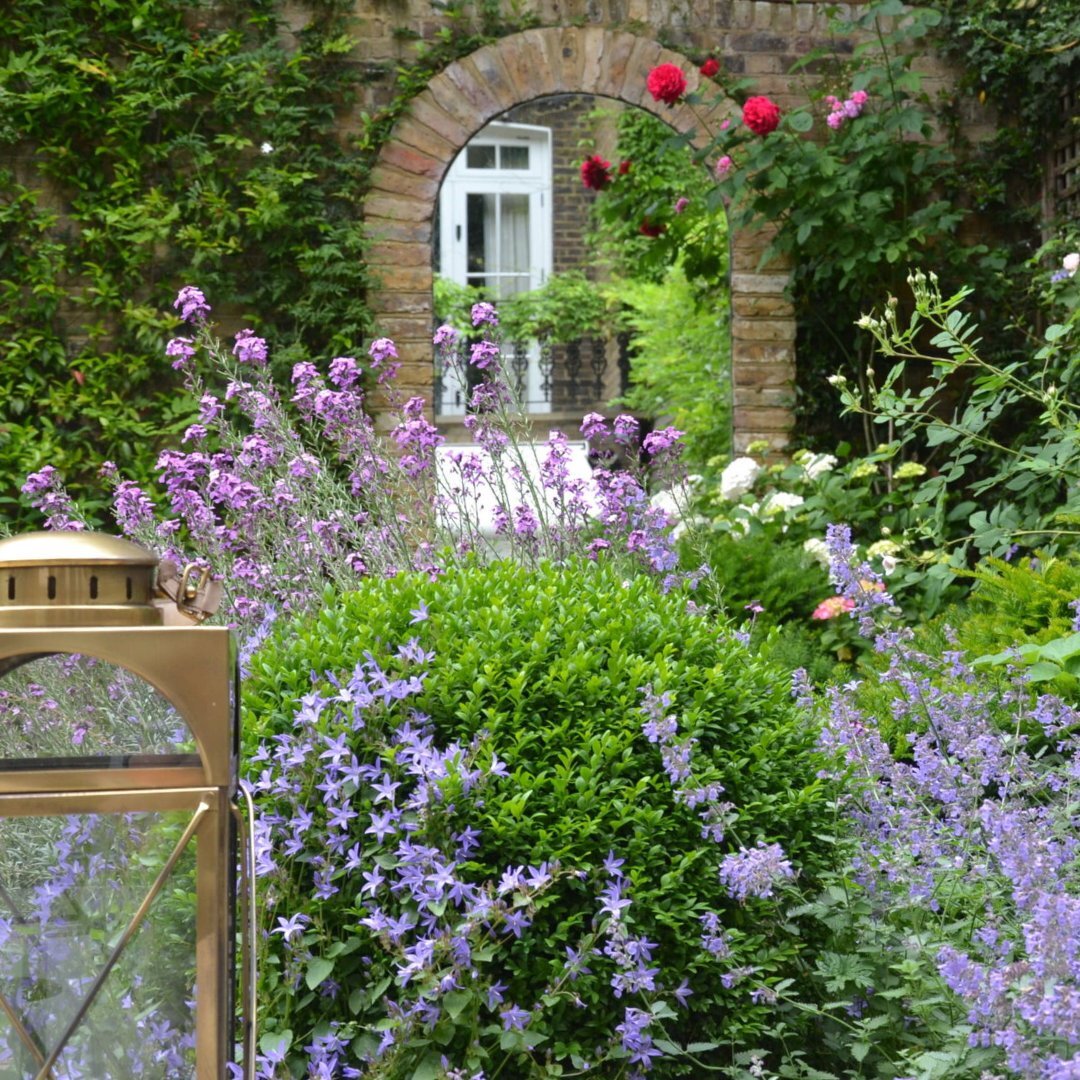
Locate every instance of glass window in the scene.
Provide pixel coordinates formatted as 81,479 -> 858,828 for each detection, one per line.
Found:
465,145 -> 496,169
0,809 -> 197,1077
500,144 -> 529,170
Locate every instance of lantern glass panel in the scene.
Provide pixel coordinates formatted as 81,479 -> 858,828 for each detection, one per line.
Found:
0,810 -> 197,1078
0,655 -> 197,770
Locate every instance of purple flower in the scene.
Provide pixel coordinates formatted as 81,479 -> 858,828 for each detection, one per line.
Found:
328,356 -> 360,388
615,1007 -> 663,1068
166,336 -> 196,370
173,285 -> 210,323
642,426 -> 685,458
369,338 -> 398,366
580,412 -> 609,441
271,912 -> 311,943
470,301 -> 499,327
500,1004 -> 531,1031
199,393 -> 222,422
433,324 -> 459,347
614,414 -> 640,444
469,340 -> 500,369
233,329 -> 268,366
22,465 -> 59,496
718,841 -> 794,901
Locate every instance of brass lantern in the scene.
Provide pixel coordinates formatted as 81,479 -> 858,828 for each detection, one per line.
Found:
0,532 -> 254,1079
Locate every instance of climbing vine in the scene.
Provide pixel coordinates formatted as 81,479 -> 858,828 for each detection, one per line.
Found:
0,0 -> 535,530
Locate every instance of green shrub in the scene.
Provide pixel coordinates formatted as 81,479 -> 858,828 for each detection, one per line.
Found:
243,558 -> 837,1075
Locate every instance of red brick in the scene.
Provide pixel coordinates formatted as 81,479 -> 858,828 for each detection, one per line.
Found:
405,94 -> 471,149
368,164 -> 440,202
365,240 -> 431,269
466,46 -> 519,113
378,140 -> 444,181
732,317 -> 796,342
618,37 -> 664,105
363,217 -> 432,245
441,61 -> 504,127
394,118 -> 457,164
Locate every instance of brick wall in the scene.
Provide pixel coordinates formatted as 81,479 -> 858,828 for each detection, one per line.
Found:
355,9 -> 989,451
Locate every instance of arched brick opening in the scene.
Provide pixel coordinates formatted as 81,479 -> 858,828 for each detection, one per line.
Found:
363,27 -> 795,452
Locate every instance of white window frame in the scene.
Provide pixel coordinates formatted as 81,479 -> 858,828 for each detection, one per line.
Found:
437,122 -> 553,417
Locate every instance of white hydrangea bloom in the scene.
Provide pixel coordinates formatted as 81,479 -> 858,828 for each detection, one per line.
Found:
759,491 -> 804,518
649,478 -> 703,540
802,453 -> 838,480
803,537 -> 830,568
719,456 -> 762,501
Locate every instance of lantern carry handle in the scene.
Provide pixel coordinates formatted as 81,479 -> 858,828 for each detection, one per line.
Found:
156,560 -> 224,624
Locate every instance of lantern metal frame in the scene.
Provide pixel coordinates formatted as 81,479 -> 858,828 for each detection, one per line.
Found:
0,533 -> 255,1080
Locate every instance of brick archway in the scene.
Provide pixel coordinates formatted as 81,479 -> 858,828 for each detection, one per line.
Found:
363,27 -> 795,451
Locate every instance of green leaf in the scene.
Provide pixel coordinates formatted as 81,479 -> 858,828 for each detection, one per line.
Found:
787,110 -> 814,133
259,1029 -> 292,1055
443,989 -> 473,1020
926,423 -> 958,447
1027,660 -> 1063,683
411,1051 -> 444,1080
1037,632 -> 1080,663
305,957 -> 335,991
851,1040 -> 871,1062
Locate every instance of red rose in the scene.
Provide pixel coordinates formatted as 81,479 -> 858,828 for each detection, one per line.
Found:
639,217 -> 666,238
700,57 -> 720,78
646,63 -> 687,106
618,159 -> 631,175
742,95 -> 781,136
580,154 -> 613,191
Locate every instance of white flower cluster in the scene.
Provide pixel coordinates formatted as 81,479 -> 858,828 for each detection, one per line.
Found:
801,453 -> 837,480
867,537 -> 901,575
719,456 -> 761,501
803,537 -> 830,569
649,477 -> 703,540
759,491 -> 804,518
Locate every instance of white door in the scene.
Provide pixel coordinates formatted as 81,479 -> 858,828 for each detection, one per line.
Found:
437,122 -> 553,416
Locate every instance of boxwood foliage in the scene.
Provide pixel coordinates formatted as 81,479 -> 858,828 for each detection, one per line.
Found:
243,558 -> 836,1074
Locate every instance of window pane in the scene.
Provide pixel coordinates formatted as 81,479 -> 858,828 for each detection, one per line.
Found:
495,274 -> 532,301
465,145 -> 496,169
466,192 -> 496,279
0,655 -> 196,769
0,810 -> 197,1078
499,194 -> 530,275
500,144 -> 529,170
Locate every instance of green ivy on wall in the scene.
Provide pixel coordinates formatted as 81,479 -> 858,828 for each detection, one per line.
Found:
0,0 -> 536,530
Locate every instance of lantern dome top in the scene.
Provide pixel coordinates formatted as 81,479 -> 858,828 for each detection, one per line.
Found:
0,531 -> 161,628
0,531 -> 158,569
